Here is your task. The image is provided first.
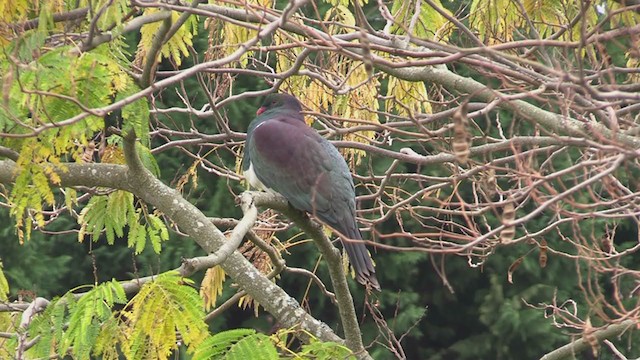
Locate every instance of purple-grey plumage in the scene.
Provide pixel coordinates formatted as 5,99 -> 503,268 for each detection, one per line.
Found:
242,94 -> 379,290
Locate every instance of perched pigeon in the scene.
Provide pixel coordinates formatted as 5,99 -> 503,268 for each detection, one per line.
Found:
243,93 -> 380,290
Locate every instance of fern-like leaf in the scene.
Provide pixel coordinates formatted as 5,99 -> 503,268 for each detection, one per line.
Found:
63,280 -> 127,359
226,333 -> 279,360
121,272 -> 208,360
192,329 -> 257,360
26,294 -> 71,358
200,266 -> 226,311
299,337 -> 355,359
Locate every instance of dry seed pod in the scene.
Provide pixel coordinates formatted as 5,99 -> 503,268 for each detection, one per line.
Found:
479,169 -> 497,200
600,237 -> 612,253
2,69 -> 13,107
538,239 -> 548,268
81,141 -> 96,163
452,105 -> 470,164
500,201 -> 516,243
359,31 -> 373,76
507,256 -> 524,284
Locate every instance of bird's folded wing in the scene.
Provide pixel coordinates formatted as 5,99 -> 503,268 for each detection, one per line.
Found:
247,116 -> 354,228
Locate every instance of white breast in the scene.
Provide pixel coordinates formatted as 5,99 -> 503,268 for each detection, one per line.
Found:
245,162 -> 278,194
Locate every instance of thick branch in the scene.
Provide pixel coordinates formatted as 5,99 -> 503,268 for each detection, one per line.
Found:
16,297 -> 50,359
10,7 -> 89,31
373,62 -> 640,150
250,191 -> 370,359
140,14 -> 172,88
0,146 -> 19,161
190,2 -> 640,149
0,157 -> 344,345
540,320 -> 637,360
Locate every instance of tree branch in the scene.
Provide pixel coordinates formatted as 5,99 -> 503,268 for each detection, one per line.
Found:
140,13 -> 172,88
182,192 -> 259,272
373,60 -> 640,150
0,146 -> 19,161
250,191 -> 371,359
0,158 -> 346,348
78,10 -> 171,53
10,7 -> 89,31
16,297 -> 50,359
189,1 -> 640,150
540,320 -> 637,360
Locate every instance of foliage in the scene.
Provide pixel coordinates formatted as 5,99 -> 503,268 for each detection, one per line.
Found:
20,272 -> 354,360
117,272 -> 208,359
27,280 -> 127,359
0,262 -> 8,302
191,328 -> 355,360
1,45 -> 149,243
389,0 -> 452,40
0,262 -> 13,359
78,190 -> 169,253
192,328 -> 278,360
200,265 -> 226,312
136,9 -> 198,67
27,273 -> 207,360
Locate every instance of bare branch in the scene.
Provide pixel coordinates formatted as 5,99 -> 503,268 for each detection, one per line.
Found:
540,320 -> 637,360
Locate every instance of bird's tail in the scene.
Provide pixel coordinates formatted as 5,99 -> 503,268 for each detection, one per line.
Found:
341,229 -> 380,291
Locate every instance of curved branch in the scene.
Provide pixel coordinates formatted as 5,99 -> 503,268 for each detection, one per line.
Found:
79,10 -> 173,53
182,192 -> 259,272
0,146 -> 19,161
0,157 -> 345,346
16,297 -> 50,358
140,13 -> 172,88
373,61 -> 640,150
540,320 -> 637,360
250,191 -> 370,358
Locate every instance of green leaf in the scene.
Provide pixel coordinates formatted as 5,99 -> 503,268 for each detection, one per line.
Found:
63,281 -> 126,359
147,213 -> 169,254
118,84 -> 150,146
121,272 -> 208,360
137,9 -> 198,67
300,338 -> 356,359
192,329 -> 257,360
26,294 -> 71,358
4,45 -> 144,243
227,333 -> 279,360
0,261 -> 8,301
389,0 -> 451,40
136,142 -> 161,177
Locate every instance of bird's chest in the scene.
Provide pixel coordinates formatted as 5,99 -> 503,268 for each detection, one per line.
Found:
244,162 -> 279,195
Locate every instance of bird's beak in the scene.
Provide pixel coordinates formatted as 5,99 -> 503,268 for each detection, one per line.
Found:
256,106 -> 266,115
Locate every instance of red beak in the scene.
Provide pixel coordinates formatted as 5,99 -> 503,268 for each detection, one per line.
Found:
256,106 -> 266,115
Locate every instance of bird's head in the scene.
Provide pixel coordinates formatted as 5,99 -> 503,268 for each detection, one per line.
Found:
256,93 -> 303,116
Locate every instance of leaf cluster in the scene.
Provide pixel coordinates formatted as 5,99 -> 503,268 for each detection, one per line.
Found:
78,190 -> 169,254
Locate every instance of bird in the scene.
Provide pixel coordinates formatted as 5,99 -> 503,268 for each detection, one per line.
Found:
242,93 -> 380,290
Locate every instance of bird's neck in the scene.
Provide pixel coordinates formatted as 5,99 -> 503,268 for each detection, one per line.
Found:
253,108 -> 304,123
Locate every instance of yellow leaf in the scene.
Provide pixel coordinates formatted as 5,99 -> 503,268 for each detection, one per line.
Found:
386,76 -> 432,116
200,266 -> 226,312
0,261 -> 8,301
101,145 -> 125,164
136,9 -> 198,67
